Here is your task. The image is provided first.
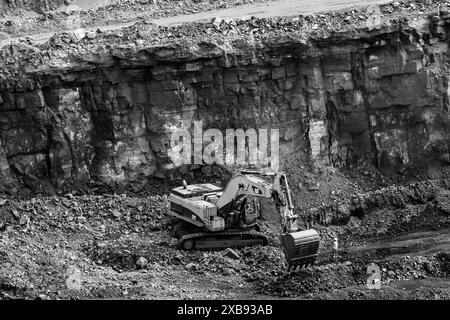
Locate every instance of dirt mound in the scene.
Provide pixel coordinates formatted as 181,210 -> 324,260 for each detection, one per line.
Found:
254,254 -> 449,298
0,193 -> 169,233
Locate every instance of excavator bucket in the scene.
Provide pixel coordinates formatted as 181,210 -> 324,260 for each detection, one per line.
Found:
280,229 -> 320,268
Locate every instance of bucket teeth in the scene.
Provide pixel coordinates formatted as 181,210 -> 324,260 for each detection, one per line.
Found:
287,262 -> 313,272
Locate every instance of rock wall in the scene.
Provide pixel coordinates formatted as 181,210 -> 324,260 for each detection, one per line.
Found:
0,14 -> 450,192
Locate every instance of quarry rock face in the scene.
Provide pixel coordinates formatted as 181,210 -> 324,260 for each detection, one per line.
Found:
0,14 -> 449,191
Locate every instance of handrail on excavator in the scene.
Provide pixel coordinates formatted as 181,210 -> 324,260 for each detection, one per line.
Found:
239,169 -> 277,176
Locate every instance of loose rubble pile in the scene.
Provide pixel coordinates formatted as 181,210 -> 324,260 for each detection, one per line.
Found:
306,179 -> 445,227
0,193 -> 169,234
0,174 -> 449,299
46,0 -> 450,47
0,0 -> 271,36
1,0 -> 450,195
2,0 -> 450,44
255,253 -> 450,297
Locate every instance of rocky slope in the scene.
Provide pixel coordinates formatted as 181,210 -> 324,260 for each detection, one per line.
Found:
0,0 -> 449,196
0,0 -> 71,15
0,0 -> 271,37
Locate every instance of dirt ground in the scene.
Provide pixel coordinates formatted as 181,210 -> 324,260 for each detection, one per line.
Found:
1,168 -> 449,300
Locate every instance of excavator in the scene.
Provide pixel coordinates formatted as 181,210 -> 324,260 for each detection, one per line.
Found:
168,169 -> 320,268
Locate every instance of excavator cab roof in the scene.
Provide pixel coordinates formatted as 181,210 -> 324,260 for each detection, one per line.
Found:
171,183 -> 223,198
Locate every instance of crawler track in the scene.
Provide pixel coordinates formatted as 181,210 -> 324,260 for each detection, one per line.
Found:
178,230 -> 269,250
